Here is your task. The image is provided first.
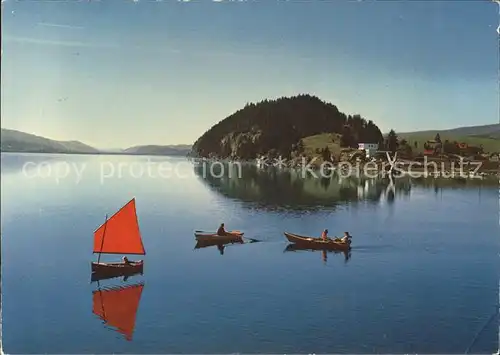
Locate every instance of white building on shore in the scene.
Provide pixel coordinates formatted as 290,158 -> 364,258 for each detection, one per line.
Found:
358,143 -> 379,158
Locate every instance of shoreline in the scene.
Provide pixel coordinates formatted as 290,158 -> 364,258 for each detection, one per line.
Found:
191,156 -> 499,179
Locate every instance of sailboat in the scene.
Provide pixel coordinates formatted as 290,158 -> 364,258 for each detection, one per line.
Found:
91,198 -> 146,280
92,281 -> 145,341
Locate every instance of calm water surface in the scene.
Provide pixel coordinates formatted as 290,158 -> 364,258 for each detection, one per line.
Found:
1,153 -> 499,354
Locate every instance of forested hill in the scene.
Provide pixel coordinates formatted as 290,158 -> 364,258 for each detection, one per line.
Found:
191,94 -> 384,159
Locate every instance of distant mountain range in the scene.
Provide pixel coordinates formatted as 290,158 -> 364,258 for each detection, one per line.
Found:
123,144 -> 192,156
1,128 -> 99,154
1,123 -> 498,156
0,129 -> 192,156
398,123 -> 500,140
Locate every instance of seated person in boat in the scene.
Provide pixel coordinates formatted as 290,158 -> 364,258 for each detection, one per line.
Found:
341,232 -> 352,243
217,223 -> 227,236
122,256 -> 131,265
321,229 -> 329,241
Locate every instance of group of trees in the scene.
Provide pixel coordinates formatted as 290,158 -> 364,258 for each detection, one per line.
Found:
338,116 -> 384,148
384,130 -> 400,152
192,94 -> 385,159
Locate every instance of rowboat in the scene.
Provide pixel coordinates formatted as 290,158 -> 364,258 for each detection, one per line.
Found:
91,261 -> 143,282
92,282 -> 145,341
284,232 -> 351,251
91,198 -> 146,280
194,230 -> 244,243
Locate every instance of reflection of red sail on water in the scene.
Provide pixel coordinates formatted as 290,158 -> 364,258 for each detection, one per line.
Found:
92,282 -> 145,341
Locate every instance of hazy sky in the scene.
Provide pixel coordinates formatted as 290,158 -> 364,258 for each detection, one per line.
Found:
1,0 -> 498,148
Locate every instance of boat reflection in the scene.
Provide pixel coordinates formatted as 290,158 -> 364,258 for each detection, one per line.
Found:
92,281 -> 145,341
284,243 -> 351,264
194,238 -> 245,255
91,268 -> 143,283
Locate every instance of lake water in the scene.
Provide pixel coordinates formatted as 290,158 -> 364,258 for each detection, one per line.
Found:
1,153 -> 499,354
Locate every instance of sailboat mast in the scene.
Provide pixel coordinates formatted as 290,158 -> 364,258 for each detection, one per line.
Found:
97,280 -> 107,321
97,214 -> 108,264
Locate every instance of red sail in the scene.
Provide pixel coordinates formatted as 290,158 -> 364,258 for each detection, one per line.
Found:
92,283 -> 144,341
93,198 -> 145,255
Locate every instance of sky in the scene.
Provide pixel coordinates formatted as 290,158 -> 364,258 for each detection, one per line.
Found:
1,0 -> 498,149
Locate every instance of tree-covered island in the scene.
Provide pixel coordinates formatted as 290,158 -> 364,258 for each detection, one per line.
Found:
191,94 -> 384,165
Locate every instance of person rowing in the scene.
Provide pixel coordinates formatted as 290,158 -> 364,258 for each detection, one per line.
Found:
341,232 -> 352,243
331,232 -> 351,243
321,229 -> 329,241
217,223 -> 227,236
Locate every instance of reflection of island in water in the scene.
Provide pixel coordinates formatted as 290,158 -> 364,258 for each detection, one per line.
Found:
194,163 -> 410,210
193,163 -> 494,210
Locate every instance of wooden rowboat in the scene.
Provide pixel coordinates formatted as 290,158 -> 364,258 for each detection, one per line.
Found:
194,230 -> 244,243
284,232 -> 351,251
91,260 -> 144,282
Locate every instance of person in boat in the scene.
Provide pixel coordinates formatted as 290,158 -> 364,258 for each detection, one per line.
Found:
217,223 -> 227,236
122,256 -> 131,265
321,229 -> 329,241
341,232 -> 352,243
